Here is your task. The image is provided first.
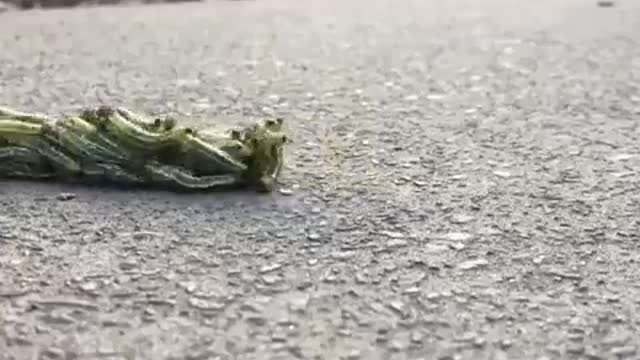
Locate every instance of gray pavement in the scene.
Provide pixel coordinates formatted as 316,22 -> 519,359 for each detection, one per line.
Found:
1,0 -> 640,359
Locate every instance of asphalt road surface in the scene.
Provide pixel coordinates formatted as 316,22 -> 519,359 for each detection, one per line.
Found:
1,0 -> 640,359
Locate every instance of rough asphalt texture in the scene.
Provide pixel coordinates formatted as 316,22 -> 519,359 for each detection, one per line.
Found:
1,0 -> 640,359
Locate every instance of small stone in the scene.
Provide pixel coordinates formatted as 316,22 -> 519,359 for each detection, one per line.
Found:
605,294 -> 620,303
389,301 -> 406,315
271,332 -> 287,342
413,180 -> 427,187
603,330 -> 631,346
79,281 -> 99,292
342,349 -> 361,360
390,339 -> 407,351
41,347 -> 65,359
566,344 -> 584,354
439,232 -> 473,242
259,263 -> 283,274
188,297 -> 225,311
323,274 -> 338,283
410,331 -> 424,343
288,293 -> 310,313
279,188 -> 294,196
456,332 -> 478,343
380,230 -> 404,238
331,251 -> 355,260
119,261 -> 137,271
612,171 -> 634,178
355,273 -> 368,284
32,298 -> 99,311
101,318 -> 131,328
178,281 -> 197,294
567,330 -> 584,342
387,239 -> 408,248
544,269 -> 582,281
611,346 -> 636,357
297,280 -> 313,290
56,193 -> 76,201
307,233 -> 322,242
451,173 -> 468,180
584,347 -> 603,359
449,214 -> 475,224
597,1 -> 614,7
0,288 -> 32,298
262,275 -> 281,285
240,299 -> 266,313
246,315 -> 266,325
607,153 -> 633,161
402,287 -> 420,295
493,170 -> 511,178
398,271 -> 425,286
486,312 -> 505,322
424,243 -> 450,254
458,258 -> 489,270
425,292 -> 440,301
500,339 -> 513,349
473,337 -> 487,348
40,312 -> 75,325
575,284 -> 589,293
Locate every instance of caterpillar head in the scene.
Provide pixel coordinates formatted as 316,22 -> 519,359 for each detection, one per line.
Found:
244,118 -> 287,192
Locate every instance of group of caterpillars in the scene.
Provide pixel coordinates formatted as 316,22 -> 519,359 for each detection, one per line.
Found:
0,105 -> 287,192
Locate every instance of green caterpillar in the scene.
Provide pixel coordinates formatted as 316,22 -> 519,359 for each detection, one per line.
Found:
82,162 -> 145,185
144,161 -> 240,189
100,110 -> 185,152
0,145 -> 42,162
116,107 -> 176,132
0,106 -> 51,125
0,118 -> 43,144
180,133 -> 248,174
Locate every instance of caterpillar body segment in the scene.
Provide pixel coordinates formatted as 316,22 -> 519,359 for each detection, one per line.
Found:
102,111 -> 182,152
